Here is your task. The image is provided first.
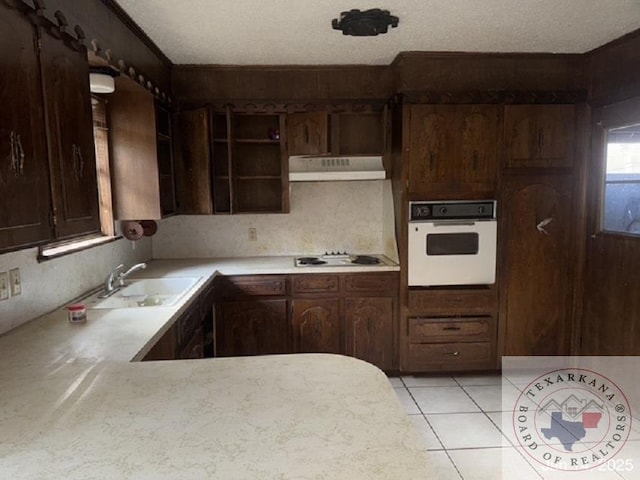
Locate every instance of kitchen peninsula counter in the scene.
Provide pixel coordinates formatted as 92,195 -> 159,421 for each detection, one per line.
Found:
0,257 -> 431,479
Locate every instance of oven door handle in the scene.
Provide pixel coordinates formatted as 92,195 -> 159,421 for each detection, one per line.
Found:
431,221 -> 477,227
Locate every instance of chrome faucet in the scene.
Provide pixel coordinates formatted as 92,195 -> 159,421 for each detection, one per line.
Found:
99,262 -> 147,297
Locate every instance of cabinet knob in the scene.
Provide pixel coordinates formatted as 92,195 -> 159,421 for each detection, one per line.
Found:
451,351 -> 459,356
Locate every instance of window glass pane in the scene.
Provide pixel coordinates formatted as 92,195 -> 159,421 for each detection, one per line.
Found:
603,124 -> 640,235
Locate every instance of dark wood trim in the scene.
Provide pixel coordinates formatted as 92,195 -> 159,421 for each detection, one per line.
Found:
400,90 -> 588,105
99,0 -> 172,67
585,27 -> 640,57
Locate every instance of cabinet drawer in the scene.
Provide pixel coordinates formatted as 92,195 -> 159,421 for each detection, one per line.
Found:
409,316 -> 494,343
292,274 -> 339,294
407,342 -> 494,371
221,275 -> 287,298
345,272 -> 398,294
408,289 -> 497,315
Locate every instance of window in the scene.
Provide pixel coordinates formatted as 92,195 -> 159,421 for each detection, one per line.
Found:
38,95 -> 115,260
602,124 -> 640,235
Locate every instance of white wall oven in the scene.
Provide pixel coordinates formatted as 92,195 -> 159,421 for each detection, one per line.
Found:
408,201 -> 497,287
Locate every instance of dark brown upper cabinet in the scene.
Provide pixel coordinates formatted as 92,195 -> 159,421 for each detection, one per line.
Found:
40,25 -> 100,240
0,4 -> 53,250
407,104 -> 498,196
108,76 -> 162,221
504,105 -> 575,169
286,111 -> 328,155
286,107 -> 387,157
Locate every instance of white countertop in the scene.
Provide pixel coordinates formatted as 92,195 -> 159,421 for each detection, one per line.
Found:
0,257 -> 432,479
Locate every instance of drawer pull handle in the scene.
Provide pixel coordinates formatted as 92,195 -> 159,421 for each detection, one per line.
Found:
442,326 -> 461,331
450,351 -> 459,356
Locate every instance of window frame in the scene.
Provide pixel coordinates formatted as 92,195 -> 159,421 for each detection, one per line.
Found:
592,97 -> 640,240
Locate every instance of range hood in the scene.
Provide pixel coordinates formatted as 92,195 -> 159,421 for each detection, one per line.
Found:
289,155 -> 385,181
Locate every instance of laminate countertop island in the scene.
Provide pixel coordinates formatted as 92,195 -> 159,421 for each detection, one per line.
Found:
0,259 -> 432,479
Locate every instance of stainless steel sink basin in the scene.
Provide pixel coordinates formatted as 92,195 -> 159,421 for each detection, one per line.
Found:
86,277 -> 201,309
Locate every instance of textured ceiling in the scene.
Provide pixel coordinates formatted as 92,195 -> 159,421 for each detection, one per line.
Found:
114,0 -> 640,65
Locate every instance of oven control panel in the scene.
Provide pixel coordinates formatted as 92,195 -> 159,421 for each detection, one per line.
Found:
409,201 -> 496,221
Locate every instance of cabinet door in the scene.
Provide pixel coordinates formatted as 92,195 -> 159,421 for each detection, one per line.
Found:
109,76 -> 161,220
216,299 -> 289,356
344,297 -> 394,370
457,105 -> 499,191
407,105 -> 456,194
286,111 -> 328,155
291,299 -> 341,354
0,5 -> 52,250
173,108 -> 213,214
501,174 -> 574,355
40,30 -> 100,239
504,105 -> 575,168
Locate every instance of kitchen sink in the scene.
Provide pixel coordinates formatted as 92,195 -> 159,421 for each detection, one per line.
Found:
85,277 -> 201,309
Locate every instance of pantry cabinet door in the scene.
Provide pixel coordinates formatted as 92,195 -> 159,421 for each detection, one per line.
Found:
500,174 -> 574,356
40,29 -> 100,239
0,5 -> 52,250
291,299 -> 341,354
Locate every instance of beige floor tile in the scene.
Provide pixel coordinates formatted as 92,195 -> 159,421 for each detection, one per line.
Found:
401,375 -> 457,387
463,383 -> 522,412
428,412 -> 509,449
410,386 -> 480,414
448,447 -> 541,480
408,414 -> 444,450
427,451 -> 463,479
393,387 -> 420,414
454,374 -> 504,386
387,376 -> 404,388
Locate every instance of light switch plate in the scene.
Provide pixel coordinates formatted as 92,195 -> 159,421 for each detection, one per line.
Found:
0,272 -> 8,301
9,268 -> 21,296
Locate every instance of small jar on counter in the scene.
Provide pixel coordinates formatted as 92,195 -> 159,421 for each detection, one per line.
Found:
67,304 -> 87,324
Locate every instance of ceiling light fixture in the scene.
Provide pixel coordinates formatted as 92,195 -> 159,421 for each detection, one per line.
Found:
332,8 -> 399,36
89,66 -> 120,94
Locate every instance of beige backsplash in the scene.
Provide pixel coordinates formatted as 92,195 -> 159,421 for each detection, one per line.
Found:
153,180 -> 399,261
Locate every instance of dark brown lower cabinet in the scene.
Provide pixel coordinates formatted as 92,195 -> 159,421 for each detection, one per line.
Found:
214,273 -> 398,371
291,299 -> 341,354
216,299 -> 289,356
345,297 -> 394,371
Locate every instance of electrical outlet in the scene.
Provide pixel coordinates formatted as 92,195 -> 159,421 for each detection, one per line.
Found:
248,227 -> 257,241
0,272 -> 8,301
9,268 -> 21,296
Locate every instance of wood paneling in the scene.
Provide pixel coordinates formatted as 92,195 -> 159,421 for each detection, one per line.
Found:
172,65 -> 394,106
393,52 -> 587,93
588,29 -> 640,105
580,99 -> 640,355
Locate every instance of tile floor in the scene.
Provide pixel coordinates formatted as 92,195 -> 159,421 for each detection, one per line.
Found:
390,374 -> 640,479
